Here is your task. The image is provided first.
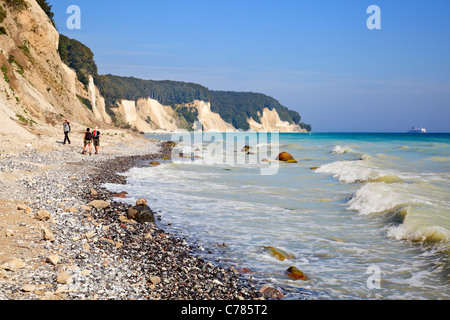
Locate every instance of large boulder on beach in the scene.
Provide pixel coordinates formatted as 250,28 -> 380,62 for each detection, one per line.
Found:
276,152 -> 297,163
128,199 -> 154,223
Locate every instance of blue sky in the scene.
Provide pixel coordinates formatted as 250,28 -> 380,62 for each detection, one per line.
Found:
49,0 -> 450,132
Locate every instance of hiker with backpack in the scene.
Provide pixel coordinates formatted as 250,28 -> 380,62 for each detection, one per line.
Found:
92,126 -> 101,154
82,128 -> 93,155
63,120 -> 71,144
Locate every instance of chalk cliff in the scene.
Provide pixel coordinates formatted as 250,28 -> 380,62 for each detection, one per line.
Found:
248,108 -> 308,132
0,0 -> 106,145
0,0 -> 309,140
136,98 -> 178,132
187,100 -> 235,132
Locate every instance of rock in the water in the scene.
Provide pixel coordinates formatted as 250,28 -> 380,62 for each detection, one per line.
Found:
276,152 -> 297,163
285,266 -> 306,281
149,161 -> 160,166
263,246 -> 295,261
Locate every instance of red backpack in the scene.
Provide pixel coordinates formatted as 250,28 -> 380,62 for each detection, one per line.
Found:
92,130 -> 100,139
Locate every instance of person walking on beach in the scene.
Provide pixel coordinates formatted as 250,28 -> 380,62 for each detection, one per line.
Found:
82,128 -> 93,155
63,120 -> 71,145
92,126 -> 101,154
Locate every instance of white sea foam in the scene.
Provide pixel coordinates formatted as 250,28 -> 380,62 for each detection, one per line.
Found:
331,145 -> 354,154
347,183 -> 408,215
387,223 -> 450,245
346,181 -> 450,246
315,159 -> 401,184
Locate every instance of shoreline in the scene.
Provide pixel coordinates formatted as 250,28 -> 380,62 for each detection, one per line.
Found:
0,135 -> 266,300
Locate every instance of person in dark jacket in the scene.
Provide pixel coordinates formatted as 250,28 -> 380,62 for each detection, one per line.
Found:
63,120 -> 71,144
81,128 -> 93,155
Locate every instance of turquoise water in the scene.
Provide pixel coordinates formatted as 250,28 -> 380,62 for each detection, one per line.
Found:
105,132 -> 450,299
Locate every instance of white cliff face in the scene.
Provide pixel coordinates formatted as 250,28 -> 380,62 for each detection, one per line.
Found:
110,98 -> 237,133
110,99 -> 306,133
16,0 -> 59,55
136,98 -> 178,131
114,100 -> 153,132
117,100 -> 138,123
191,100 -> 235,132
88,76 -> 112,124
248,108 -> 307,132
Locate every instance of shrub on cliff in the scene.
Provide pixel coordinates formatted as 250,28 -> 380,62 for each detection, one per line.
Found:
0,6 -> 7,23
4,0 -> 28,10
36,0 -> 55,27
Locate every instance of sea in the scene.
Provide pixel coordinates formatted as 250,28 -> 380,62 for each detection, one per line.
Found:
103,132 -> 450,300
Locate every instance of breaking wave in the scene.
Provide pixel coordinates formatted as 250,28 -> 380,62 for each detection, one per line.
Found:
347,182 -> 449,247
331,145 -> 354,155
315,159 -> 403,184
316,149 -> 450,249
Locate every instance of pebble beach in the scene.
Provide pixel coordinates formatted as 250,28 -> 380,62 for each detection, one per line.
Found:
0,132 -> 266,301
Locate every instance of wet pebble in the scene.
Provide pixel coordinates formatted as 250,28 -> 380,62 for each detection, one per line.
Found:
0,141 -> 264,300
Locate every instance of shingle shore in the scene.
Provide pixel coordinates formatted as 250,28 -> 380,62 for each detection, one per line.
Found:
0,140 -> 265,300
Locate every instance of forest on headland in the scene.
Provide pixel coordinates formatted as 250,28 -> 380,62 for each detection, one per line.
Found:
54,4 -> 311,131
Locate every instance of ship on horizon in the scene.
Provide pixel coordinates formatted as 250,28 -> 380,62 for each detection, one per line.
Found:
408,126 -> 427,133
